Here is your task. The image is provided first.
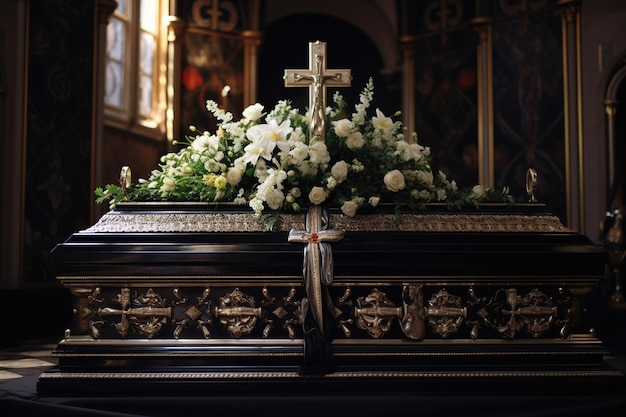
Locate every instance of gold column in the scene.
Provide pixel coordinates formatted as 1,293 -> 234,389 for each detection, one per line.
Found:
558,0 -> 583,232
399,36 -> 416,141
472,17 -> 493,187
241,0 -> 262,106
242,30 -> 262,106
165,16 -> 185,149
92,0 -> 118,222
604,100 -> 619,202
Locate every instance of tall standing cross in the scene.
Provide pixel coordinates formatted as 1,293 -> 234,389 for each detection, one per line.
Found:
284,41 -> 352,142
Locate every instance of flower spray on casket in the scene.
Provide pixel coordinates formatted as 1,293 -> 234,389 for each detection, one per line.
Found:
95,78 -> 515,228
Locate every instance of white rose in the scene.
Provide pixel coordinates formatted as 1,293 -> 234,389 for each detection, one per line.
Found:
242,103 -> 264,123
333,119 -> 353,137
383,169 -> 406,192
472,185 -> 485,198
308,186 -> 327,205
368,196 -> 380,207
226,167 -> 243,185
341,200 -> 359,217
346,131 -> 365,150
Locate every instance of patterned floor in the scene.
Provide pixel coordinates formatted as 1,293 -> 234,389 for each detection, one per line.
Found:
0,340 -> 58,381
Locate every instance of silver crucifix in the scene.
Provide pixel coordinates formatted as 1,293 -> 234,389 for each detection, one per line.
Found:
284,41 -> 352,142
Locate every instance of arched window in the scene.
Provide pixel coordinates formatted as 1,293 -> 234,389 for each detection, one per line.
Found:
105,0 -> 169,139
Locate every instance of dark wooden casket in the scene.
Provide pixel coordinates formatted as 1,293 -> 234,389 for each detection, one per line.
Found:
37,202 -> 626,394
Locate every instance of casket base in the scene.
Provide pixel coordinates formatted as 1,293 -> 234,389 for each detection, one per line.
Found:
37,334 -> 625,395
37,204 -> 626,395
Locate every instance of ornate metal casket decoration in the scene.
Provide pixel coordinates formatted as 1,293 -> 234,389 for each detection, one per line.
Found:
355,288 -> 402,339
213,288 -> 261,338
96,288 -> 171,339
425,288 -> 466,338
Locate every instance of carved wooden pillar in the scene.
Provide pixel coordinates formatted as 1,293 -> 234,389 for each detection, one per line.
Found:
1,0 -> 28,289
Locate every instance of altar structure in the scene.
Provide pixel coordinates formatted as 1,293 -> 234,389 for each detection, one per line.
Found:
37,42 -> 625,394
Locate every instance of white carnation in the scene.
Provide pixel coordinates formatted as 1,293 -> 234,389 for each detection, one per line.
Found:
309,141 -> 330,164
346,131 -> 364,150
331,160 -> 349,183
417,170 -> 433,185
265,187 -> 285,210
290,187 -> 301,198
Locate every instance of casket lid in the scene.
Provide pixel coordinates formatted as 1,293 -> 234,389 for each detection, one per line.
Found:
51,202 -> 607,286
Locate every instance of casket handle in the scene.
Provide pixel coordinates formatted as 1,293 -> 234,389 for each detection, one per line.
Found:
526,168 -> 538,202
120,165 -> 132,200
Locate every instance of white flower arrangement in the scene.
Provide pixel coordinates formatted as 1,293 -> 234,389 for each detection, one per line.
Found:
96,78 -> 514,222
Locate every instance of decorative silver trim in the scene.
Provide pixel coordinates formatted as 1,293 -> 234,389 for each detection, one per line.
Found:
85,210 -> 573,233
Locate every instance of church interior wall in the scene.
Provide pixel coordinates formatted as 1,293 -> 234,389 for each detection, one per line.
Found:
1,0 -> 626,350
581,0 -> 626,238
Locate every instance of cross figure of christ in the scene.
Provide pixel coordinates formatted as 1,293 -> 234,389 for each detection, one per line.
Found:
284,41 -> 352,142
